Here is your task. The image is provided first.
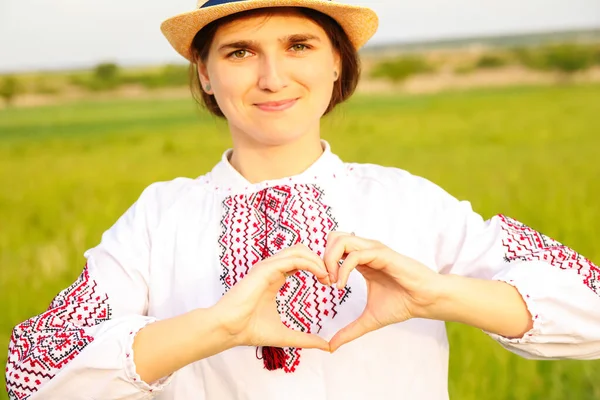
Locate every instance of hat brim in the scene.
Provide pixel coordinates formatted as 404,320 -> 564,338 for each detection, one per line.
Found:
160,0 -> 379,62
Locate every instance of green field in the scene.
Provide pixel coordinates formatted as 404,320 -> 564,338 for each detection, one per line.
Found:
1,84 -> 600,399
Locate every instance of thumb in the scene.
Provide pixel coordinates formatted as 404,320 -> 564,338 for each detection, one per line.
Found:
275,326 -> 330,352
329,313 -> 376,353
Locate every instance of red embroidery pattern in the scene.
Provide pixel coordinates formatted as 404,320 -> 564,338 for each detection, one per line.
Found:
499,214 -> 599,296
6,264 -> 112,400
218,185 -> 350,373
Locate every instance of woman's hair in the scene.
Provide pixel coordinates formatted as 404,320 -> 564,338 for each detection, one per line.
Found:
188,7 -> 361,117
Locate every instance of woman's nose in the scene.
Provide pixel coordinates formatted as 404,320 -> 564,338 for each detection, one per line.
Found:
257,55 -> 289,93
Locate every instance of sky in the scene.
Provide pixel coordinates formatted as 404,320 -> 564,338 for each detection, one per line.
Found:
0,0 -> 599,73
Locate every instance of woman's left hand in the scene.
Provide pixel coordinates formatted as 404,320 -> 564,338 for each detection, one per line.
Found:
324,231 -> 442,352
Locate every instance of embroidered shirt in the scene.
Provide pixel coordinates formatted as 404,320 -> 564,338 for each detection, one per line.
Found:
6,142 -> 600,400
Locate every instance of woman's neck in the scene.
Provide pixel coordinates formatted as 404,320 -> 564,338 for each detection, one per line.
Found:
228,133 -> 324,184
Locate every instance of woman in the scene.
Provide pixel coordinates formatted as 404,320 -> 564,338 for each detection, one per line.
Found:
6,1 -> 600,399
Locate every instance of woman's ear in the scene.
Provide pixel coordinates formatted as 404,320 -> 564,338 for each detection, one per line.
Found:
197,62 -> 213,94
333,51 -> 342,82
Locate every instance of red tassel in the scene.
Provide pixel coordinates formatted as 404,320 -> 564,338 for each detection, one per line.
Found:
257,346 -> 286,370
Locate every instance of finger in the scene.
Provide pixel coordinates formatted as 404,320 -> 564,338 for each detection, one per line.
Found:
323,231 -> 356,282
336,249 -> 380,289
274,327 -> 330,351
275,244 -> 328,276
260,257 -> 329,287
324,233 -> 374,282
329,313 -> 377,353
267,244 -> 331,286
287,244 -> 328,272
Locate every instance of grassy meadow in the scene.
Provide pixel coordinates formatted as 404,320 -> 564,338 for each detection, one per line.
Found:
1,83 -> 600,399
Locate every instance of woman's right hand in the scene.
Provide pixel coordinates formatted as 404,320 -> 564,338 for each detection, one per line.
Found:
212,244 -> 332,351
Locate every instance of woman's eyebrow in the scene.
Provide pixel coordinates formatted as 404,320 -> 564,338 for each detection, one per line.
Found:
217,33 -> 321,52
282,33 -> 321,43
218,40 -> 260,52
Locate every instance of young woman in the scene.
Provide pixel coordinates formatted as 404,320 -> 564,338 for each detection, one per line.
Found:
6,1 -> 600,399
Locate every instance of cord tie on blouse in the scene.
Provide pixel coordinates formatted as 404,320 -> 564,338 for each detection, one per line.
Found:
256,188 -> 287,371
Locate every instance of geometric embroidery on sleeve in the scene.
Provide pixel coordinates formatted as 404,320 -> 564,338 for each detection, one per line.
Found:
5,263 -> 112,400
498,214 -> 599,296
218,184 -> 350,373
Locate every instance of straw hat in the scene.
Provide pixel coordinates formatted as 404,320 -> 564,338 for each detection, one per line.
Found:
160,0 -> 379,62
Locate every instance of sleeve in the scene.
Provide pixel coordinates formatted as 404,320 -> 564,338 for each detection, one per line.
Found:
5,183 -> 174,400
416,177 -> 600,360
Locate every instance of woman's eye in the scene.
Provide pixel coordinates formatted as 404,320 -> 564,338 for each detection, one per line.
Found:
230,50 -> 249,59
291,44 -> 308,52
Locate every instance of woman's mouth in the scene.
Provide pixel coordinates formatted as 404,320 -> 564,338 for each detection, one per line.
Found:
254,98 -> 298,112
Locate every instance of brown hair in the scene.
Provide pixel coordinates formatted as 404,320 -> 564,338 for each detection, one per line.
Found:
188,7 -> 360,118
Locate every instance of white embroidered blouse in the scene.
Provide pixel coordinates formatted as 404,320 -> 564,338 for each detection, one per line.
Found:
6,142 -> 600,400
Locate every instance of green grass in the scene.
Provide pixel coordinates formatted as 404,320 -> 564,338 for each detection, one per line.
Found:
1,83 -> 600,399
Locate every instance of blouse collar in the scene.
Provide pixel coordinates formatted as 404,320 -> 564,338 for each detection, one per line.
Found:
206,140 -> 346,193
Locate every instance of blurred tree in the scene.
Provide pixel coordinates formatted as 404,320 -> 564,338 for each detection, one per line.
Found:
0,76 -> 21,106
544,44 -> 596,75
371,55 -> 434,83
512,47 -> 549,70
475,54 -> 509,69
95,63 -> 119,81
513,44 -> 596,77
89,62 -> 121,91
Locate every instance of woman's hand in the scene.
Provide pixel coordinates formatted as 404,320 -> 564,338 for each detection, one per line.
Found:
212,244 -> 332,352
324,232 -> 442,352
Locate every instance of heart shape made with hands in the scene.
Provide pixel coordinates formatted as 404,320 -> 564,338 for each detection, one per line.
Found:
301,231 -> 439,353
217,231 -> 439,357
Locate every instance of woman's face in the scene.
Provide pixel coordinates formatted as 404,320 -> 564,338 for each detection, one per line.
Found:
199,11 -> 341,146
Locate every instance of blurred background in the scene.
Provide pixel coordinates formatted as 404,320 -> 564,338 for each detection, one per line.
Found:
1,1 -> 600,399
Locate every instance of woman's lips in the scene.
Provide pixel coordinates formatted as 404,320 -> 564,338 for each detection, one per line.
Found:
254,98 -> 298,112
